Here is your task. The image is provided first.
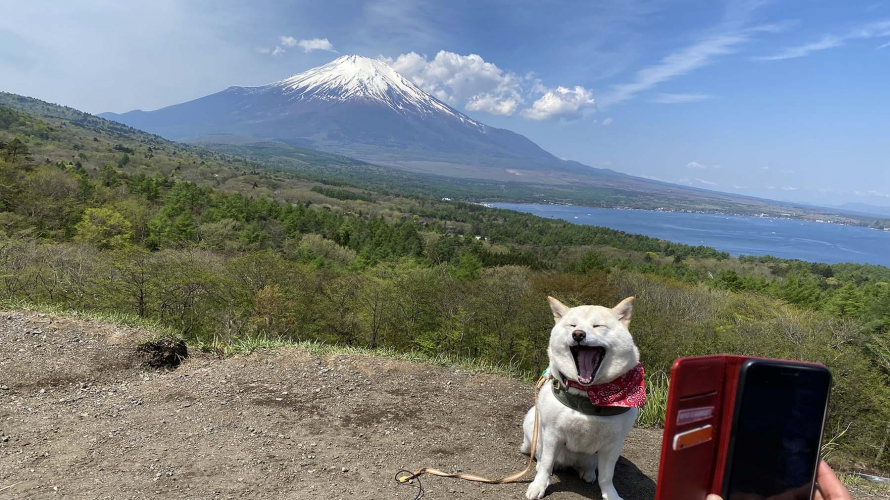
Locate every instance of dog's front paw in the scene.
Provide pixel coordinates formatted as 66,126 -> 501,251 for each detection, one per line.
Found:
526,480 -> 549,499
579,467 -> 597,483
600,489 -> 624,500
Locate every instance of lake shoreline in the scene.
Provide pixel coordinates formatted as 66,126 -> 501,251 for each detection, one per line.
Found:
490,202 -> 890,267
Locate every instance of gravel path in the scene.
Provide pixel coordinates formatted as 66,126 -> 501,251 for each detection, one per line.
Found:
0,310 -> 883,500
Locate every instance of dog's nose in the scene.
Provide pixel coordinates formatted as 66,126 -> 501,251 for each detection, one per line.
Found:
572,330 -> 586,342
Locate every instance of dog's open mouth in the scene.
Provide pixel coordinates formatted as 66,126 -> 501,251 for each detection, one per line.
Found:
571,346 -> 605,385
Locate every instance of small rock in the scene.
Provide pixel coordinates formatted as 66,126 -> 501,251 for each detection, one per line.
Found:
341,467 -> 349,473
1,435 -> 9,442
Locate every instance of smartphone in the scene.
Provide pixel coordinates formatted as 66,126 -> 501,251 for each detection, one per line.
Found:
655,356 -> 832,500
721,359 -> 832,500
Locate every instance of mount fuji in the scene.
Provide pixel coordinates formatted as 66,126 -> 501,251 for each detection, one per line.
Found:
100,55 -> 613,183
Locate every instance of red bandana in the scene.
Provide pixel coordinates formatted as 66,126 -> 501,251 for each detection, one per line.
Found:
564,363 -> 647,408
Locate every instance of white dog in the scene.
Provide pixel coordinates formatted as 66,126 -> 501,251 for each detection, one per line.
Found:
520,296 -> 643,500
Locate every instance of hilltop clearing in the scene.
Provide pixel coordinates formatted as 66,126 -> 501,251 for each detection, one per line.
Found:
0,309 -> 661,499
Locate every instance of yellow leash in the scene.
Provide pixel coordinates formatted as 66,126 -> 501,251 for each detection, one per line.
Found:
396,375 -> 548,486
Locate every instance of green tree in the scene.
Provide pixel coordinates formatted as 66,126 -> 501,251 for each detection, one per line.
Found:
824,283 -> 864,317
100,164 -> 120,187
74,207 -> 133,250
451,251 -> 482,281
2,138 -> 29,163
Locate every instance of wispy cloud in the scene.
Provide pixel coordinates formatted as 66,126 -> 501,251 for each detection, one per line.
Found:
782,186 -> 798,191
879,40 -> 890,49
856,190 -> 890,198
599,33 -> 750,107
687,161 -> 722,170
754,35 -> 843,61
651,93 -> 717,104
696,178 -> 719,186
602,117 -> 613,126
755,19 -> 890,61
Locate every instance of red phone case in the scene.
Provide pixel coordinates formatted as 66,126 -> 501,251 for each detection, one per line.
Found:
655,355 -> 826,500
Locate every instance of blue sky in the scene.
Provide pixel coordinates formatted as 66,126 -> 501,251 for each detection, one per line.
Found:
1,0 -> 889,207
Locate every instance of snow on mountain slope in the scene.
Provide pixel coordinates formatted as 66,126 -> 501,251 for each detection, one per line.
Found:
256,55 -> 481,126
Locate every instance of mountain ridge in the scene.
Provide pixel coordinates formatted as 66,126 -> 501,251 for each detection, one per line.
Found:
97,55 -> 626,183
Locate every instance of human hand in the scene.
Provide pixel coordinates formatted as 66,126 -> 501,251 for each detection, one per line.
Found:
705,461 -> 852,500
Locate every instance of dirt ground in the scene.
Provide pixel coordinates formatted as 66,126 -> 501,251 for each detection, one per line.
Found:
0,310 -> 885,500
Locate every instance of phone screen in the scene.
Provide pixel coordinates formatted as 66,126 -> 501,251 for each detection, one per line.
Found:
723,360 -> 831,500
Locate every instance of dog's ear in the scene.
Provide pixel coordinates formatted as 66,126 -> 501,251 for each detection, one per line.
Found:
613,297 -> 634,326
547,296 -> 569,323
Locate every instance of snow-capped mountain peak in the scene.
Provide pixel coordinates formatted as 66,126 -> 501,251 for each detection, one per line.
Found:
265,55 -> 481,125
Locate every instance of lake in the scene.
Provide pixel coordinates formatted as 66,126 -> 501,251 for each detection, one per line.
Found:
490,203 -> 890,266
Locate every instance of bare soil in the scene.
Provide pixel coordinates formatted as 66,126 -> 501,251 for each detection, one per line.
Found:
0,310 -> 884,500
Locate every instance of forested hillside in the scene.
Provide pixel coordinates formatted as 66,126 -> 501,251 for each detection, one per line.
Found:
1,94 -> 890,471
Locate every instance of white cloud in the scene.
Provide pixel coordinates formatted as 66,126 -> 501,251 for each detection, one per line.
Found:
756,20 -> 890,61
782,186 -> 798,191
651,93 -> 716,104
641,175 -> 661,181
521,86 -> 596,121
298,38 -> 336,53
390,51 -> 523,113
696,178 -> 718,186
267,36 -> 336,56
879,40 -> 890,49
780,169 -> 795,174
465,93 -> 519,116
388,50 -> 595,120
759,166 -> 770,170
733,185 -> 748,189
255,47 -> 271,55
602,117 -> 613,126
678,178 -> 691,184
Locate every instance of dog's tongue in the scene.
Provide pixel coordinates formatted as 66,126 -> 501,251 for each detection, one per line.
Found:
578,349 -> 600,383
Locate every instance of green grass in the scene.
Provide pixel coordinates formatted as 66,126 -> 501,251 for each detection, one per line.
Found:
0,299 -> 180,340
638,369 -> 669,428
192,335 -> 539,381
837,472 -> 890,495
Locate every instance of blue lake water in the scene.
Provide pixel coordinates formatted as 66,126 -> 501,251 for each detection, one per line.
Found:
490,203 -> 890,266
